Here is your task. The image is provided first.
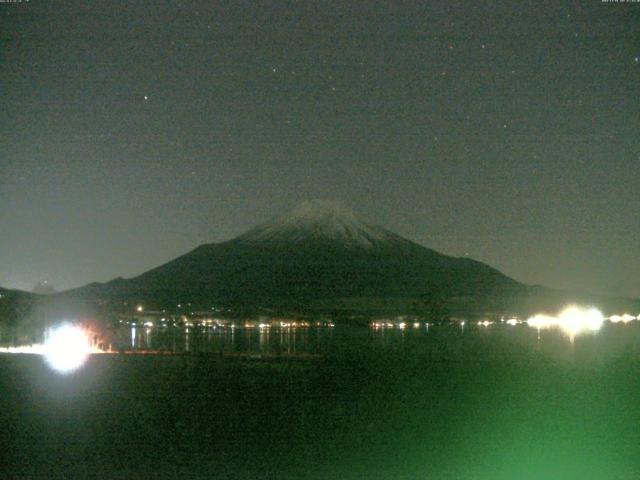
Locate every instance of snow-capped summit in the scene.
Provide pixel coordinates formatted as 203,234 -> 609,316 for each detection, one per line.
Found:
239,199 -> 396,247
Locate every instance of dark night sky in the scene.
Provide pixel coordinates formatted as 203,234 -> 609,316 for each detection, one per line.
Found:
1,1 -> 638,297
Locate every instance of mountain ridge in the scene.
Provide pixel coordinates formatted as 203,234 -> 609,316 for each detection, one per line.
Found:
30,200 -> 640,317
53,200 -> 526,317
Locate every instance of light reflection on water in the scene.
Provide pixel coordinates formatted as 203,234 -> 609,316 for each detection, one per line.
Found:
119,325 -> 336,356
113,322 -> 640,363
3,316 -> 640,480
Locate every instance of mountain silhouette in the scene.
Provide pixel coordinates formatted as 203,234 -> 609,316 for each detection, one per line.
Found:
65,200 -> 525,316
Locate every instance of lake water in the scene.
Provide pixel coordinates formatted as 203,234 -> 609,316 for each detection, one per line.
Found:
2,322 -> 640,479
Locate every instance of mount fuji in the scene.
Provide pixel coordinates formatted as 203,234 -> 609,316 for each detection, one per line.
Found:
237,200 -> 399,247
64,200 -> 528,316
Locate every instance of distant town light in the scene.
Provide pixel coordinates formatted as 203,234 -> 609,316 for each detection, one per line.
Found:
609,313 -> 635,324
527,314 -> 557,330
136,305 -> 144,312
526,306 -> 603,339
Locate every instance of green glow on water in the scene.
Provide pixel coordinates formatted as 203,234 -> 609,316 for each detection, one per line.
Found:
3,323 -> 640,478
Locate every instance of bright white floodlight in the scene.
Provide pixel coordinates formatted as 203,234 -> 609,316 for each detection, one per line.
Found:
526,306 -> 604,339
43,323 -> 93,374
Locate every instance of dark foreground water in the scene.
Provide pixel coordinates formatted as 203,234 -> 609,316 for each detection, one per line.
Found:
2,323 -> 640,479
